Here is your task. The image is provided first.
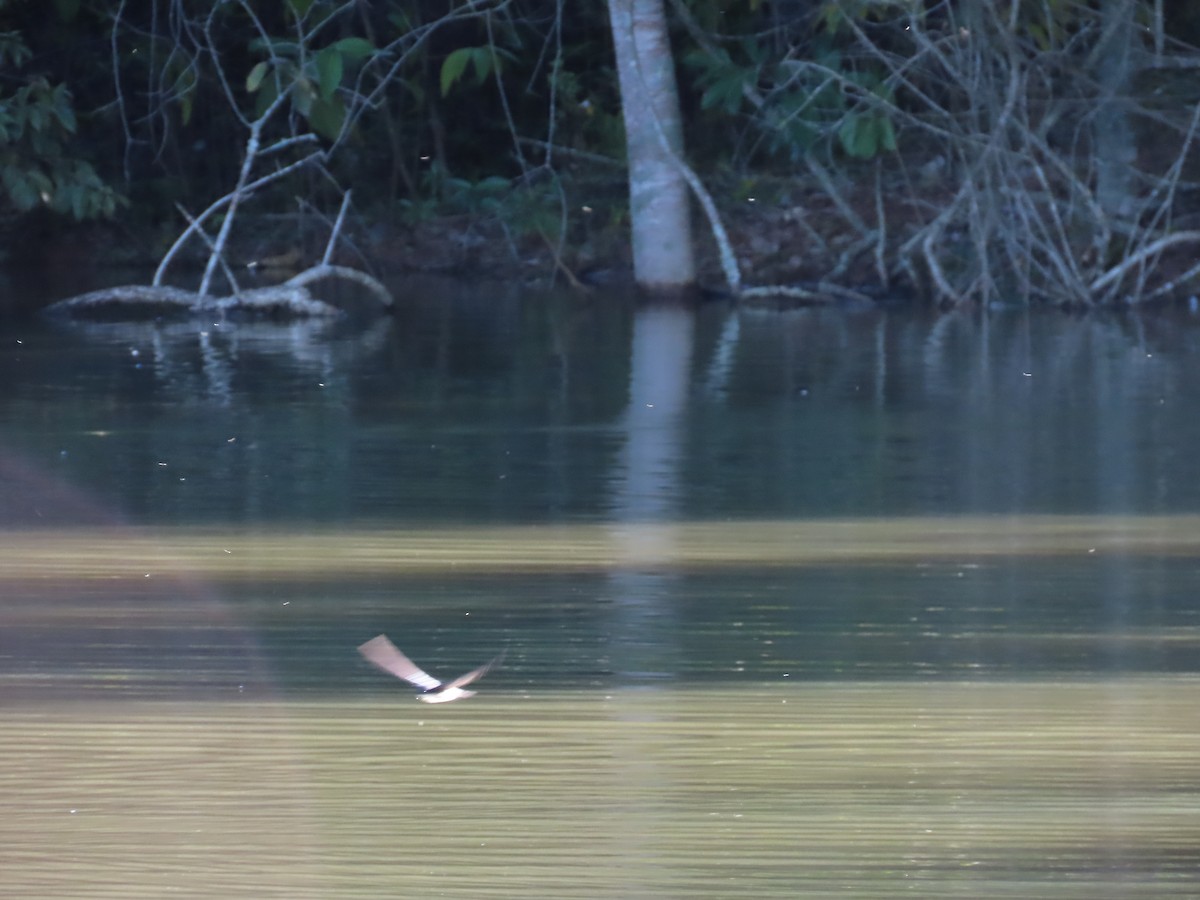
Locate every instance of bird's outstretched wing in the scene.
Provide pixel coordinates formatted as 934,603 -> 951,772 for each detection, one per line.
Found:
442,649 -> 506,691
357,634 -> 442,691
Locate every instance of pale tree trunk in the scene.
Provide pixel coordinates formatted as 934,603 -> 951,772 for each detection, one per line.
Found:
1092,0 -> 1137,225
608,0 -> 696,293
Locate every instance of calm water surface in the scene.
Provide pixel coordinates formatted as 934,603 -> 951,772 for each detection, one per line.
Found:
1,279 -> 1199,896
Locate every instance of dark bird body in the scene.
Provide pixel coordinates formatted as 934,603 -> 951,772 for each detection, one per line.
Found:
357,634 -> 503,703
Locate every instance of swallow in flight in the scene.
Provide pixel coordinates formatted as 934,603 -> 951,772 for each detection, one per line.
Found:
357,634 -> 504,703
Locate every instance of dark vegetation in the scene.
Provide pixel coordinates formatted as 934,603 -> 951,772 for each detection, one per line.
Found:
3,0 -> 1200,308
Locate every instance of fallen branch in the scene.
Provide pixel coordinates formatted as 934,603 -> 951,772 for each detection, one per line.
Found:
284,264 -> 394,307
44,264 -> 393,319
740,281 -> 875,305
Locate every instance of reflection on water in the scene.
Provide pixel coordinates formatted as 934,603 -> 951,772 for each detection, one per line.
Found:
4,285 -> 1200,893
8,295 -> 1200,525
4,685 -> 1198,898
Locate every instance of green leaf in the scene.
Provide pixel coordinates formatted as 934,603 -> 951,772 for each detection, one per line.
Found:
25,101 -> 46,133
292,76 -> 315,116
838,116 -> 873,159
246,61 -> 269,94
254,76 -> 279,119
741,35 -> 766,66
51,100 -> 75,133
50,87 -> 76,132
316,46 -> 343,101
332,37 -> 375,62
470,46 -> 494,82
308,95 -> 345,141
475,176 -> 511,193
701,75 -> 744,113
440,47 -> 472,97
0,32 -> 32,67
249,37 -> 301,59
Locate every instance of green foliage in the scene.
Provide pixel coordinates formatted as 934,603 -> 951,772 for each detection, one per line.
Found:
306,96 -> 345,140
332,37 -> 374,63
242,9 -> 377,141
835,73 -> 896,160
404,163 -> 508,217
0,26 -> 121,220
445,174 -> 512,215
440,45 -> 516,97
398,160 -> 562,241
837,109 -> 895,159
687,46 -> 753,114
440,47 -> 474,96
550,67 -> 624,160
0,30 -> 30,66
246,61 -> 269,94
316,46 -> 343,100
681,4 -> 902,164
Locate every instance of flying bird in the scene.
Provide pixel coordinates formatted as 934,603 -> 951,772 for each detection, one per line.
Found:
357,634 -> 504,703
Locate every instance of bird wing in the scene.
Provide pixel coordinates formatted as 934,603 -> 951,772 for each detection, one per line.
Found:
442,649 -> 506,692
357,635 -> 442,691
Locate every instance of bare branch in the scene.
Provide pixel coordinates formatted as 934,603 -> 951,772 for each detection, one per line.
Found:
1090,231 -> 1200,295
154,149 -> 325,287
321,192 -> 353,267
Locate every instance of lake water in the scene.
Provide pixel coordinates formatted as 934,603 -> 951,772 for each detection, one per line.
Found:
1,280 -> 1198,896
